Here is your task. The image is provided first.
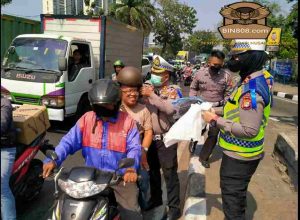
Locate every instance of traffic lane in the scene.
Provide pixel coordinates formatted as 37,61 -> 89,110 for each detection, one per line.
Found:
270,96 -> 298,126
16,127 -> 85,219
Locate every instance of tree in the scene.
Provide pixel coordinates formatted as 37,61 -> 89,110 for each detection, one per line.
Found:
1,0 -> 12,6
110,0 -> 156,36
248,0 -> 298,59
153,0 -> 197,56
184,31 -> 219,54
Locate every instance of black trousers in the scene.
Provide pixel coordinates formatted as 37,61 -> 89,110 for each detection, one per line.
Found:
147,140 -> 180,211
220,153 -> 260,220
199,125 -> 220,161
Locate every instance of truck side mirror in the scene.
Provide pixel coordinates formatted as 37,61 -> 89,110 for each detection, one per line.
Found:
8,46 -> 16,54
58,57 -> 67,71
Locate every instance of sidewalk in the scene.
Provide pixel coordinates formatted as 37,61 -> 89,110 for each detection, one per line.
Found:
205,120 -> 298,220
273,82 -> 298,95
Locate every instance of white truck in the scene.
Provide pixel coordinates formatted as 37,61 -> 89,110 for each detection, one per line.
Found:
1,15 -> 143,121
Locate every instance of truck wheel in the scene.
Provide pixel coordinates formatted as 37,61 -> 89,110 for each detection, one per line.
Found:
75,95 -> 91,120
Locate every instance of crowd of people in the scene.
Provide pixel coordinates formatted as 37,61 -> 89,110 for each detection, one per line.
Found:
1,39 -> 273,220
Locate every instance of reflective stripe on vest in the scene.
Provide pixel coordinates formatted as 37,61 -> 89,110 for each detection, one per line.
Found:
219,74 -> 271,157
79,111 -> 134,153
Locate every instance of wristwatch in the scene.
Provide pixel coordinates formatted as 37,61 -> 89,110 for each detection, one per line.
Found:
209,115 -> 219,127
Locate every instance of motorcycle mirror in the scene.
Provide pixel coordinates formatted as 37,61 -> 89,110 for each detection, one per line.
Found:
46,150 -> 58,161
118,158 -> 135,169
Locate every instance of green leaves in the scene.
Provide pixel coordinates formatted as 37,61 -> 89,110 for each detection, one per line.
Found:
153,0 -> 198,56
110,0 -> 156,36
1,0 -> 12,6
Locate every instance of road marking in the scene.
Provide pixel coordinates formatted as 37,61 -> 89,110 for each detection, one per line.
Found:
269,117 -> 280,122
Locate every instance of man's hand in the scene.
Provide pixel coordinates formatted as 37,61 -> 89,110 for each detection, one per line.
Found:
123,168 -> 138,183
42,161 -> 56,178
202,110 -> 218,123
140,85 -> 154,97
141,148 -> 149,171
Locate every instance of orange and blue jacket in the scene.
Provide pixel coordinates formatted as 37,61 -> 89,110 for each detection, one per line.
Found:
44,111 -> 141,174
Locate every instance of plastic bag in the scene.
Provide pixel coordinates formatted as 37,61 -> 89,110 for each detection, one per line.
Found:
163,102 -> 212,147
171,96 -> 204,120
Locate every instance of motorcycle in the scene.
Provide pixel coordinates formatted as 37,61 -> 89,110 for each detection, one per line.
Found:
47,151 -> 136,220
183,73 -> 192,86
9,132 -> 55,204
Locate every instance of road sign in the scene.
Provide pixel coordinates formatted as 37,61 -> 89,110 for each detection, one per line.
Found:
267,28 -> 281,46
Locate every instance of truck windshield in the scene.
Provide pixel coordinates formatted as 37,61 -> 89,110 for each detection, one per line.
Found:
2,38 -> 67,72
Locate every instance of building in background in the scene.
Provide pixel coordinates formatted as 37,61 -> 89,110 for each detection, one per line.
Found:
43,0 -> 120,15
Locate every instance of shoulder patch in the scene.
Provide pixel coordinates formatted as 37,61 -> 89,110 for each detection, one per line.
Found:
241,93 -> 252,110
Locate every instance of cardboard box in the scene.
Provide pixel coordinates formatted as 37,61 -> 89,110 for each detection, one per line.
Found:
13,104 -> 50,145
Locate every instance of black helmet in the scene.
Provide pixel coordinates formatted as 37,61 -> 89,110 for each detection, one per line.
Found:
88,79 -> 121,105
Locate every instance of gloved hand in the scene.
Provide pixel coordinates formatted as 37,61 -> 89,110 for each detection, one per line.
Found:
141,148 -> 149,171
42,161 -> 56,178
123,168 -> 138,183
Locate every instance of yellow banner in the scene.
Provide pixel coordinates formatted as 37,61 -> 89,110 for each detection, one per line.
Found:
267,28 -> 281,46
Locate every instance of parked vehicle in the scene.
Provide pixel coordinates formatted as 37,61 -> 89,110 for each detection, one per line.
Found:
1,15 -> 144,121
10,132 -> 54,205
142,56 -> 151,81
46,151 -> 135,220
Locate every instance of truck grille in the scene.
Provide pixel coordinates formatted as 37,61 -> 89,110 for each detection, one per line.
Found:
14,96 -> 40,104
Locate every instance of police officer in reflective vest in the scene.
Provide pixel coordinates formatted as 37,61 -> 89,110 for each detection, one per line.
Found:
202,39 -> 271,220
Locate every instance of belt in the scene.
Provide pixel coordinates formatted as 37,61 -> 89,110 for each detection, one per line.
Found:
153,134 -> 164,141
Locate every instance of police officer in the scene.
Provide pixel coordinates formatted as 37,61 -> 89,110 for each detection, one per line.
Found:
202,39 -> 271,220
189,50 -> 233,168
140,55 -> 182,220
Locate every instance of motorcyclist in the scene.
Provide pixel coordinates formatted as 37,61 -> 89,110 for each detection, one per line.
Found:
42,79 -> 143,220
111,59 -> 125,81
1,96 -> 17,220
182,61 -> 193,78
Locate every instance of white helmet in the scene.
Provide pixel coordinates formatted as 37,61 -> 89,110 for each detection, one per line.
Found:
229,39 -> 266,56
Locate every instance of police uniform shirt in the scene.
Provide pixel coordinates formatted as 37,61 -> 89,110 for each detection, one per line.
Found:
216,71 -> 267,160
189,67 -> 233,103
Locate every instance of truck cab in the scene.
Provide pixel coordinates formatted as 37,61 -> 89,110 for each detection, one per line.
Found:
1,34 -> 95,121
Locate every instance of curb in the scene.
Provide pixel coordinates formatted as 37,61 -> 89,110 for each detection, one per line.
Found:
273,132 -> 298,190
183,139 -> 206,220
273,91 -> 298,101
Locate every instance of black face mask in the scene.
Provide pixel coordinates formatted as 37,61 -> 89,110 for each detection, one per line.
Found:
227,59 -> 241,72
210,66 -> 222,74
92,103 -> 120,118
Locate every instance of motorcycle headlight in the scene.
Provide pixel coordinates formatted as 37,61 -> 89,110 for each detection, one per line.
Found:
58,179 -> 107,199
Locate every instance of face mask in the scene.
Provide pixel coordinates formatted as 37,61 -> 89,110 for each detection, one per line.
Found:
93,104 -> 119,118
210,66 -> 222,74
150,74 -> 162,87
227,59 -> 241,72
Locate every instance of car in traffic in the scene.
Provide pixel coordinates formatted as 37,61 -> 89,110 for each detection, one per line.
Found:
142,56 -> 151,81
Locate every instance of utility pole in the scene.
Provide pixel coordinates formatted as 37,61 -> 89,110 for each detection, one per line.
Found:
103,0 -> 108,15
